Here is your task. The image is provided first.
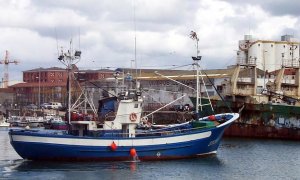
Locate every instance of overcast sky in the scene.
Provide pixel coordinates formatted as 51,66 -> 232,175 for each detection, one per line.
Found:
1,0 -> 300,83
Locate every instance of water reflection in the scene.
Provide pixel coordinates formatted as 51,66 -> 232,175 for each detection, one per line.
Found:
1,156 -> 225,179
6,159 -> 139,172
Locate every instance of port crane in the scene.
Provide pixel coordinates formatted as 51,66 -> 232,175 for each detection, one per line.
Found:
0,50 -> 19,88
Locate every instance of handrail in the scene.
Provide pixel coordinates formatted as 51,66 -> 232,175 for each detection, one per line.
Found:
136,125 -> 215,135
92,123 -> 216,138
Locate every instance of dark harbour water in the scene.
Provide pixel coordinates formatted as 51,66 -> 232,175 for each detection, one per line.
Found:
0,128 -> 299,180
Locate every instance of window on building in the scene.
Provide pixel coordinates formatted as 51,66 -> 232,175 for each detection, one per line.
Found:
217,86 -> 223,93
207,91 -> 214,97
166,86 -> 175,91
206,85 -> 213,89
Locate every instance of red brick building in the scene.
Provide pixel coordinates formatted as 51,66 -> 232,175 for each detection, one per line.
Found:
10,67 -> 114,107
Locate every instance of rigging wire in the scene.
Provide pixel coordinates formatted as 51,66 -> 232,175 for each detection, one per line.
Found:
203,71 -> 233,113
163,63 -> 194,70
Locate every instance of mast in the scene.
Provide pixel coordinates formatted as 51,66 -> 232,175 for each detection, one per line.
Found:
132,0 -> 138,88
190,31 -> 201,114
58,40 -> 81,124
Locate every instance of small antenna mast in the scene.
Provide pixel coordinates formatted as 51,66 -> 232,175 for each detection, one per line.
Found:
55,28 -> 59,56
133,0 -> 138,79
78,27 -> 81,50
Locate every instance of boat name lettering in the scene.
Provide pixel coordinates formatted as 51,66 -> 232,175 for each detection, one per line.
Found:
208,139 -> 217,146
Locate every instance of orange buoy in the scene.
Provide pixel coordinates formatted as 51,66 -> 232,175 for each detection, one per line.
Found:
130,148 -> 137,157
110,141 -> 117,151
208,115 -> 216,121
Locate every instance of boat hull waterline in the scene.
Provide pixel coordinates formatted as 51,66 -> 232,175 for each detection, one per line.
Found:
9,113 -> 239,161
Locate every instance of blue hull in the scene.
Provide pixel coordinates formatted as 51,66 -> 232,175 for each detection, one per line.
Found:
9,126 -> 228,161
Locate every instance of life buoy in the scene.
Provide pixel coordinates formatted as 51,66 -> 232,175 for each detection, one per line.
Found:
129,113 -> 137,122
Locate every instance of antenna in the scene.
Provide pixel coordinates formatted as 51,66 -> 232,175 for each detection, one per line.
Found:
55,28 -> 59,57
78,27 -> 81,50
133,0 -> 138,79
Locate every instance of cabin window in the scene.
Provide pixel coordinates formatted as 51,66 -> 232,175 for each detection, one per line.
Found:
283,45 -> 285,48
134,104 -> 138,108
258,44 -> 260,47
271,44 -> 273,47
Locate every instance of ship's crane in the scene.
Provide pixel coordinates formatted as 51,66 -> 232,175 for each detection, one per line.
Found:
0,50 -> 19,88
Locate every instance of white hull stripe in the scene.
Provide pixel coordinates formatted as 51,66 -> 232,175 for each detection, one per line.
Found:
12,131 -> 211,147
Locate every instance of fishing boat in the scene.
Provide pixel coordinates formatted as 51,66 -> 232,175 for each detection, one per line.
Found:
9,87 -> 239,161
9,34 -> 239,161
43,115 -> 67,130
